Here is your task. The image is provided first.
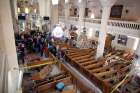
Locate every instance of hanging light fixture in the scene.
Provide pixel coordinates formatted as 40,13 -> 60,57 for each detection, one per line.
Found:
52,0 -> 59,5
51,24 -> 64,38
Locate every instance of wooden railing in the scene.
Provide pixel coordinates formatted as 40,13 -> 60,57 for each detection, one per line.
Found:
59,16 -> 140,30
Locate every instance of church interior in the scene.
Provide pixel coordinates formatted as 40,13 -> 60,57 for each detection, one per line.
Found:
0,0 -> 140,93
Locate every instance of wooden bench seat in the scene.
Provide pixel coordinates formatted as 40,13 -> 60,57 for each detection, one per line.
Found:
66,50 -> 95,57
81,61 -> 98,67
68,53 -> 90,58
67,48 -> 93,52
66,48 -> 95,55
37,77 -> 71,93
64,48 -> 134,93
80,60 -> 97,66
90,61 -> 130,74
72,55 -> 92,60
34,72 -> 67,85
90,66 -> 110,73
103,72 -> 127,84
76,58 -> 94,63
34,72 -> 72,93
85,61 -> 105,70
95,70 -> 117,78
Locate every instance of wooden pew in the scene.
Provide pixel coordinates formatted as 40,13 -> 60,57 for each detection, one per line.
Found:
34,72 -> 72,93
80,60 -> 97,66
90,66 -> 110,73
66,50 -> 95,57
64,48 -> 133,93
85,61 -> 105,70
37,77 -> 71,93
72,55 -> 92,61
75,58 -> 94,63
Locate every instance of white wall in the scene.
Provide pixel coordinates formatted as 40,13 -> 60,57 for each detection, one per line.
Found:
60,0 -> 140,21
0,0 -> 19,93
87,28 -> 140,51
88,0 -> 140,21
60,19 -> 140,51
112,34 -> 139,51
116,0 -> 140,21
88,27 -> 140,51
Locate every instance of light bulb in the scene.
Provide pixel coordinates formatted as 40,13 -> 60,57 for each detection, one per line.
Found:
65,0 -> 69,3
78,0 -> 82,3
17,7 -> 20,13
91,13 -> 95,19
25,7 -> 29,14
52,0 -> 59,5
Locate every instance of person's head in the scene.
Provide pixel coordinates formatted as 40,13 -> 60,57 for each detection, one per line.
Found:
21,35 -> 24,39
135,54 -> 139,59
48,41 -> 52,45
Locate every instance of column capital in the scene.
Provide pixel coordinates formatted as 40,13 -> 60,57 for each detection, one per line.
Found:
99,0 -> 117,8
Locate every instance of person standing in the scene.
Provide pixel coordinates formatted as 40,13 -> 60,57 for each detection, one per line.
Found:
18,43 -> 25,64
44,43 -> 49,58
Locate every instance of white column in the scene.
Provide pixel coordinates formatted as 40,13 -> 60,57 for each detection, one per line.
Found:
96,7 -> 111,59
51,5 -> 59,26
39,0 -> 52,17
0,0 -> 19,93
78,0 -> 85,30
38,0 -> 46,17
46,0 -> 52,17
64,2 -> 70,20
136,41 -> 140,56
38,0 -> 52,32
10,0 -> 19,33
96,0 -> 117,59
64,0 -> 70,28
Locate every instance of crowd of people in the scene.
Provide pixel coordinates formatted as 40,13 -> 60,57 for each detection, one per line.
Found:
15,24 -> 80,64
15,31 -> 55,64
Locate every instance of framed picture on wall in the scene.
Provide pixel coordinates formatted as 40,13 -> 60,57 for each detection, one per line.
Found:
85,8 -> 89,17
110,5 -> 123,18
117,35 -> 128,46
74,8 -> 78,16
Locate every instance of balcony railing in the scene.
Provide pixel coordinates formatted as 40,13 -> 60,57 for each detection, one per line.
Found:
59,16 -> 140,30
84,18 -> 101,24
108,20 -> 140,30
68,16 -> 79,21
